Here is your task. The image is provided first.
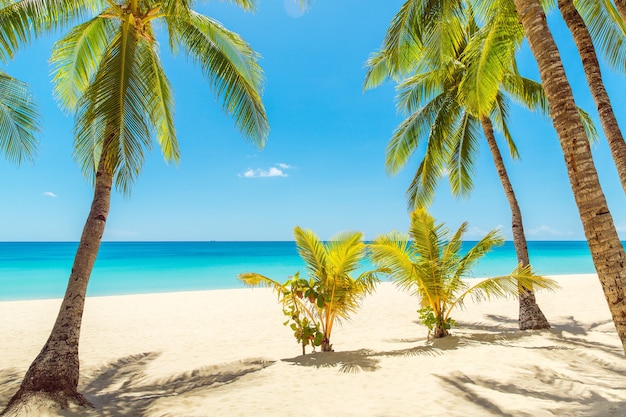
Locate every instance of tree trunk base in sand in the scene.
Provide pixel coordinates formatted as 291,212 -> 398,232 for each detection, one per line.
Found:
519,289 -> 550,330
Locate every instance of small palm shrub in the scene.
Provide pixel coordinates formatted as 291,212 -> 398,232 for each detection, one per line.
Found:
239,227 -> 383,353
369,208 -> 558,338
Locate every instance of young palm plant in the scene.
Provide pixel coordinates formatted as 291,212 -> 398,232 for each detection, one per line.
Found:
4,0 -> 268,412
240,227 -> 381,353
369,208 -> 558,339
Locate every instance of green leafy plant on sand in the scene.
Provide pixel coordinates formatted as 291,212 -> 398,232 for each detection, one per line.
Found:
369,208 -> 559,339
239,227 -> 383,353
238,272 -> 324,355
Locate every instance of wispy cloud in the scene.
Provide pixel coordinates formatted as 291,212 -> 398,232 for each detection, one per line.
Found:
464,225 -> 503,239
527,225 -> 572,237
239,163 -> 294,178
42,191 -> 58,198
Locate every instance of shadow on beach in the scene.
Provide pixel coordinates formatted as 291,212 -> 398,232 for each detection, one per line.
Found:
1,316 -> 624,416
0,354 -> 274,417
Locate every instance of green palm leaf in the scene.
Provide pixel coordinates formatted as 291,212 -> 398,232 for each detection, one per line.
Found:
0,70 -> 39,164
294,226 -> 328,282
0,0 -> 104,61
173,11 -> 268,145
574,0 -> 626,73
448,111 -> 480,198
51,15 -> 115,112
74,28 -> 152,192
140,41 -> 179,162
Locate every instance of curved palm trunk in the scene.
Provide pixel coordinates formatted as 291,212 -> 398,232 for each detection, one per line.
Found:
513,0 -> 626,355
558,0 -> 626,194
4,154 -> 113,412
481,118 -> 550,330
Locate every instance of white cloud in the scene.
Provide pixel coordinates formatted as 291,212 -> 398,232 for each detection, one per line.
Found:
527,225 -> 566,237
239,163 -> 293,178
464,225 -> 503,239
42,191 -> 58,198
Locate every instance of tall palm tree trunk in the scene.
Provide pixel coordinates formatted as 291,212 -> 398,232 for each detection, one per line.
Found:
481,117 -> 550,330
558,0 -> 626,194
614,0 -> 626,24
513,0 -> 626,355
3,153 -> 113,412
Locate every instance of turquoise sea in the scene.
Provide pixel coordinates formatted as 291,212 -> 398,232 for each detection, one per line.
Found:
0,241 -> 601,301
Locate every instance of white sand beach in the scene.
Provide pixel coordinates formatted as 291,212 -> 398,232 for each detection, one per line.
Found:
0,274 -> 624,416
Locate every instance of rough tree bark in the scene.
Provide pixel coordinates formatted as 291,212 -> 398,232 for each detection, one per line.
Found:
3,152 -> 113,413
513,0 -> 626,355
559,0 -> 626,194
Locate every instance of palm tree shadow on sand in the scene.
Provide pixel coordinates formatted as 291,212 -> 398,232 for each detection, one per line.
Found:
0,353 -> 274,417
282,336 -> 465,374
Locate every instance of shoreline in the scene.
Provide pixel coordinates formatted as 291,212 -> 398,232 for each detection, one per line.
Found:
0,272 -> 601,304
1,273 -> 624,416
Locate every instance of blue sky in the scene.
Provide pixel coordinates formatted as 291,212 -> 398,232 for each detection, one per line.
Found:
0,0 -> 624,241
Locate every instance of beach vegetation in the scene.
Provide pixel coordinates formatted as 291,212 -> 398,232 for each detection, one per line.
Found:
369,208 -> 558,339
364,0 -> 556,330
238,271 -> 325,355
2,0 -> 268,412
239,227 -> 382,353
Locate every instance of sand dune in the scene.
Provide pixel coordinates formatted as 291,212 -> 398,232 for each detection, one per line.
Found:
0,274 -> 624,416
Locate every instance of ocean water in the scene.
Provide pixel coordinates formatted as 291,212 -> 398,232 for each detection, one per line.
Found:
0,241 -> 601,301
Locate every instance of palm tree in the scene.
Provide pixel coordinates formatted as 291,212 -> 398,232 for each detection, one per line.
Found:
557,0 -> 626,194
511,0 -> 626,355
369,208 -> 558,338
365,1 -> 552,330
0,72 -> 39,165
3,0 -> 268,411
241,227 -> 381,353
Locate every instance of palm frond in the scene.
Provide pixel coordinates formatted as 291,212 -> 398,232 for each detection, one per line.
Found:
574,0 -> 626,74
458,8 -> 521,118
449,264 -> 558,314
0,71 -> 39,164
140,40 -> 179,162
74,28 -> 152,193
0,0 -> 103,61
385,93 -> 446,175
51,15 -> 115,112
396,70 -> 443,115
404,93 -> 460,208
578,107 -> 599,145
294,226 -> 328,282
448,111 -> 480,198
379,0 -> 424,72
325,231 -> 366,278
363,49 -> 393,90
368,231 -> 418,294
172,11 -> 268,145
490,93 -> 520,159
501,74 -> 548,116
454,228 -> 504,280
